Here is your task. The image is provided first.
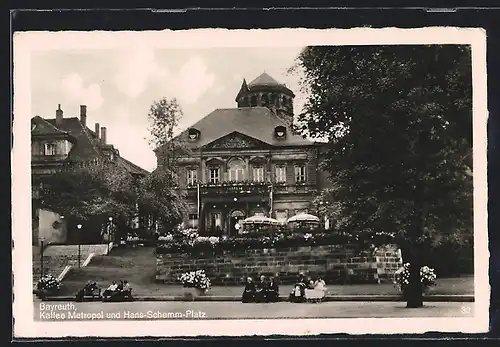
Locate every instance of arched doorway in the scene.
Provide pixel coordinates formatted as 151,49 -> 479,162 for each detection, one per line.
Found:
229,209 -> 245,236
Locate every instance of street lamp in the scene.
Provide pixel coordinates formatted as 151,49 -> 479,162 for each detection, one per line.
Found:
77,224 -> 82,268
39,237 -> 45,279
107,217 -> 113,255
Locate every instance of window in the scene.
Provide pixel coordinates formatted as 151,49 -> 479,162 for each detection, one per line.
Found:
295,209 -> 308,216
188,214 -> 199,228
275,165 -> 287,183
252,166 -> 264,182
187,169 -> 198,185
44,142 -> 57,156
209,167 -> 220,183
228,159 -> 245,181
294,164 -> 306,183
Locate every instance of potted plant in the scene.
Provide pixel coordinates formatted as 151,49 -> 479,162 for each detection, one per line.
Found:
394,263 -> 437,298
36,274 -> 62,299
178,270 -> 211,299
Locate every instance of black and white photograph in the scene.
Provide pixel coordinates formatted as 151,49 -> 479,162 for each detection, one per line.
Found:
12,28 -> 488,337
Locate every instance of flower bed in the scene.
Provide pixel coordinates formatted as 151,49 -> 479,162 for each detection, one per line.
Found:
37,274 -> 62,291
155,229 -> 396,255
394,263 -> 437,292
178,270 -> 211,290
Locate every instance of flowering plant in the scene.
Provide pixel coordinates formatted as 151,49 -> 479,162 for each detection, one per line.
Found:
178,270 -> 211,290
394,263 -> 437,291
37,274 -> 62,291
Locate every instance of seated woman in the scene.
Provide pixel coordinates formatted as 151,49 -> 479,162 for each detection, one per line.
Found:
241,277 -> 256,303
266,276 -> 280,303
314,276 -> 327,292
289,273 -> 307,303
255,275 -> 268,303
102,280 -> 118,299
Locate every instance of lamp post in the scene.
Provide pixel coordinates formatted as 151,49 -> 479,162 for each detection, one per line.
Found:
77,224 -> 82,268
107,217 -> 113,255
39,237 -> 45,279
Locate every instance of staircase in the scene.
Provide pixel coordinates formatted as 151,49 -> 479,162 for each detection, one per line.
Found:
32,244 -> 111,288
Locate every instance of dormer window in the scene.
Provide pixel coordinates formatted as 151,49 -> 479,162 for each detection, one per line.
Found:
188,128 -> 200,141
274,126 -> 286,139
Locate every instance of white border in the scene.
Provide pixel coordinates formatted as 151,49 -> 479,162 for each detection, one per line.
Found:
12,27 -> 489,337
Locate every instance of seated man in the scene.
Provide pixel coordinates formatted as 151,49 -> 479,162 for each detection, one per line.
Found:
255,275 -> 268,303
266,276 -> 280,303
241,277 -> 256,303
102,281 -> 118,299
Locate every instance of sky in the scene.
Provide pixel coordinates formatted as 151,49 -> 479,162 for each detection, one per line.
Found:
31,46 -> 307,172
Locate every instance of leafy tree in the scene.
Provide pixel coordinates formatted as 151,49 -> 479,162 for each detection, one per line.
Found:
291,45 -> 473,307
40,159 -> 136,242
140,97 -> 189,232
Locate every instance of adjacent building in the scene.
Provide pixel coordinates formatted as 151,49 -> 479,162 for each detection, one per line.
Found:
156,72 -> 330,236
31,104 -> 148,245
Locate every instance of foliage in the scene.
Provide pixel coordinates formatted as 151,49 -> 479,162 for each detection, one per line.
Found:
290,45 -> 473,306
37,274 -> 62,291
156,228 -> 396,255
178,270 -> 211,290
142,97 -> 190,231
40,159 -> 137,225
394,263 -> 437,291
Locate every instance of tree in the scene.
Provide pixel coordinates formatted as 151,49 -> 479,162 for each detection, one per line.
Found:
140,97 -> 189,232
40,159 -> 137,242
291,45 -> 473,308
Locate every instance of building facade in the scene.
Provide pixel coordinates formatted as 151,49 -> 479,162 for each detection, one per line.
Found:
31,104 -> 149,245
156,73 -> 330,236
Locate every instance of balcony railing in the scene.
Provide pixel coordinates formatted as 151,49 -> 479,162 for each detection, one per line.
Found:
185,181 -> 316,196
187,181 -> 270,196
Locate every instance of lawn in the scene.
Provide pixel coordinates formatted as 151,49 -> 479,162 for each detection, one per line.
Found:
59,246 -> 475,297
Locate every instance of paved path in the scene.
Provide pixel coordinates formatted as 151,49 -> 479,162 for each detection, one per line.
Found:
34,300 -> 474,321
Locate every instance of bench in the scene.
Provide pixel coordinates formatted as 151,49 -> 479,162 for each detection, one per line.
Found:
75,287 -> 102,302
102,288 -> 134,302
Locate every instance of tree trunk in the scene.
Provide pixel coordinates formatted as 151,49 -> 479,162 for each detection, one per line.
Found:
406,246 -> 423,308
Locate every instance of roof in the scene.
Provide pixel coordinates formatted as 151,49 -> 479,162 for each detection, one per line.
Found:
248,72 -> 281,87
116,156 -> 149,176
44,117 -> 101,161
247,72 -> 294,96
31,116 -> 69,136
177,107 -> 313,149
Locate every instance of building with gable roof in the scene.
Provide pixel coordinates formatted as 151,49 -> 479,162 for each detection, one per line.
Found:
155,72 -> 331,236
31,104 -> 149,245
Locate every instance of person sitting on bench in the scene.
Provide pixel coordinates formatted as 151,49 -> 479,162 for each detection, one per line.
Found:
121,280 -> 132,298
266,275 -> 280,303
241,277 -> 256,303
255,275 -> 268,303
103,281 -> 118,299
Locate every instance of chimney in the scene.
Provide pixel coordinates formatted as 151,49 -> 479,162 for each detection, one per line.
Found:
56,104 -> 63,125
100,126 -> 107,144
94,123 -> 100,140
80,105 -> 87,127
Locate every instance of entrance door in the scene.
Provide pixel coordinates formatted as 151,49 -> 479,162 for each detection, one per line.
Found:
229,210 -> 245,236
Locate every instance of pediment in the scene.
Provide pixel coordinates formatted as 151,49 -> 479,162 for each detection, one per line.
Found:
203,131 -> 270,150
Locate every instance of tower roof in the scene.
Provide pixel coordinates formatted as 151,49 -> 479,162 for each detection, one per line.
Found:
248,72 -> 282,87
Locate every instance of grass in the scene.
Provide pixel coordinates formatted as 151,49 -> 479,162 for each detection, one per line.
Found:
59,246 -> 475,297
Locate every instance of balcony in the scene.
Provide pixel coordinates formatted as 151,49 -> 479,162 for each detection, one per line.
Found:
187,181 -> 270,196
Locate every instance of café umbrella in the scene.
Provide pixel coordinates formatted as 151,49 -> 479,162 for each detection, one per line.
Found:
242,215 -> 280,225
286,213 -> 320,223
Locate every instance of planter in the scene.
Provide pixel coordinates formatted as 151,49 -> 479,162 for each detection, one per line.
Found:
183,287 -> 207,300
35,288 -> 59,299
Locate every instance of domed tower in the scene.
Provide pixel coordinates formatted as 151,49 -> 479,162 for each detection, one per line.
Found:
235,72 -> 295,129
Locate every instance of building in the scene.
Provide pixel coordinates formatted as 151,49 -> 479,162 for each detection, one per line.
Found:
31,104 -> 149,245
156,72 -> 330,236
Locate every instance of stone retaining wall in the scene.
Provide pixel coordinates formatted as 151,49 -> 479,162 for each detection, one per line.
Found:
156,244 -> 402,285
